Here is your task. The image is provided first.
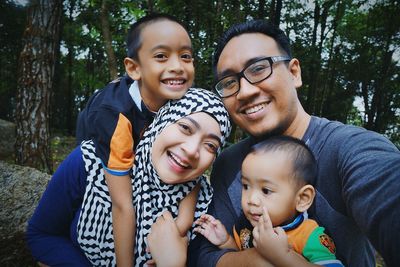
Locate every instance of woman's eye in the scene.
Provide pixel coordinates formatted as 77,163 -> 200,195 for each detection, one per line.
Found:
178,122 -> 192,134
205,142 -> 219,154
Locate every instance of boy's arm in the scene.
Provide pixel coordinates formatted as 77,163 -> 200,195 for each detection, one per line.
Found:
147,211 -> 188,267
105,171 -> 135,267
194,214 -> 238,250
175,183 -> 200,236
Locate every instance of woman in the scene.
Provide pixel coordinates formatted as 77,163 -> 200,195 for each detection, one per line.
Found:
26,88 -> 231,266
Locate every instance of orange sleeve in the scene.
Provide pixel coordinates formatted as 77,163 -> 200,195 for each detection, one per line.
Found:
286,219 -> 318,254
107,113 -> 134,171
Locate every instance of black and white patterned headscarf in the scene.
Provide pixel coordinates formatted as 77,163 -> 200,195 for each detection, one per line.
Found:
133,88 -> 231,265
77,88 -> 231,266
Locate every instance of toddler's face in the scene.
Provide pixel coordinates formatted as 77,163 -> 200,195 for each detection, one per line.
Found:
241,150 -> 299,227
151,112 -> 221,184
133,20 -> 194,111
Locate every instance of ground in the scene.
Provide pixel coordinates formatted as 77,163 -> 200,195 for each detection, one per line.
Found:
0,135 -> 76,267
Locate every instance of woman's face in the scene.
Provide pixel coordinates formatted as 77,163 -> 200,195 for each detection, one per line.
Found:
151,112 -> 222,184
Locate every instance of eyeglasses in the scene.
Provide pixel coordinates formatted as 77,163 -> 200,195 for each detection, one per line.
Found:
214,56 -> 291,98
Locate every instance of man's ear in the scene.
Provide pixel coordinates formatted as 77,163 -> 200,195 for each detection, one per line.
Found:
124,57 -> 141,80
289,58 -> 302,89
295,184 -> 315,213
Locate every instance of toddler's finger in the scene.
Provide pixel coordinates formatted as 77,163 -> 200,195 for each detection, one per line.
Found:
145,259 -> 156,267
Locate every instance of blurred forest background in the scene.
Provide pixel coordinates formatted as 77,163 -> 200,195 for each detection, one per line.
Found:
1,0 -> 399,174
0,0 -> 397,266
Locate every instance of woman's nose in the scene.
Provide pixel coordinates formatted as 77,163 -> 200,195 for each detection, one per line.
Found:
181,139 -> 200,160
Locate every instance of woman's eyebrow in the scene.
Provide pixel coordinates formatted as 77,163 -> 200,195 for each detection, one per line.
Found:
185,116 -> 222,146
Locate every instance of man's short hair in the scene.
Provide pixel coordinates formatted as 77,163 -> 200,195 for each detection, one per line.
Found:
213,20 -> 292,75
248,135 -> 317,187
126,13 -> 189,61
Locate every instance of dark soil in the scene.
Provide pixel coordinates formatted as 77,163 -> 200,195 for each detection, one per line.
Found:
0,232 -> 36,267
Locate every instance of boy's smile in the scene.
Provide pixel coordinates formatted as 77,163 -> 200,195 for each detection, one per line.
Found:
126,19 -> 195,112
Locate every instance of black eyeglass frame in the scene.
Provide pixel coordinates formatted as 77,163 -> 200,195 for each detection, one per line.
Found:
214,55 -> 292,98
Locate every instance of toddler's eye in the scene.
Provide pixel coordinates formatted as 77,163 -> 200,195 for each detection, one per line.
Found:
242,183 -> 248,190
262,188 -> 271,195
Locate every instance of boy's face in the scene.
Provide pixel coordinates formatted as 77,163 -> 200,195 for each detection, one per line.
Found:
127,20 -> 194,111
241,150 -> 299,227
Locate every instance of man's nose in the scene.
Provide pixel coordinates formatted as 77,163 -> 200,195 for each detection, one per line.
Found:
236,77 -> 259,100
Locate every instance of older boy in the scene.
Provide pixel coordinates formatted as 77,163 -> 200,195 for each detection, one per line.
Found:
76,13 -> 194,266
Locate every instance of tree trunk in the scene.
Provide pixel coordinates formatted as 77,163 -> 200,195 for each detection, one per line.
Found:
66,0 -> 75,134
15,0 -> 62,173
100,0 -> 118,80
257,0 -> 265,19
273,0 -> 282,26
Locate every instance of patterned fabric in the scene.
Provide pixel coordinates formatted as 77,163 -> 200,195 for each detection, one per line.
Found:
133,88 -> 231,266
78,141 -> 115,266
77,88 -> 231,266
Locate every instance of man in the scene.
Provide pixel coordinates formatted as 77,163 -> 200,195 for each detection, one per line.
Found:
188,19 -> 400,267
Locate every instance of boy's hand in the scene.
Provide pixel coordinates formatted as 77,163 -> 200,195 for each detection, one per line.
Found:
194,214 -> 229,246
252,207 -> 291,264
147,211 -> 187,267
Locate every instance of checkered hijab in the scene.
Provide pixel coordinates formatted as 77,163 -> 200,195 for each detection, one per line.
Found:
133,88 -> 231,266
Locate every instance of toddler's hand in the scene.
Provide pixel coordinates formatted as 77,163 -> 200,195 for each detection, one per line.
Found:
194,214 -> 229,246
252,207 -> 291,264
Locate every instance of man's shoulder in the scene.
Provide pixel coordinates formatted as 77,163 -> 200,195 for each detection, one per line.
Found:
310,116 -> 391,144
309,116 -> 398,157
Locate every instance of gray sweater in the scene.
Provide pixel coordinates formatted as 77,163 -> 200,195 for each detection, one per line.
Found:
189,116 -> 400,267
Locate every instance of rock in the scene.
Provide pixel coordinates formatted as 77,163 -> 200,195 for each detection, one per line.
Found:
0,161 -> 50,239
0,119 -> 15,159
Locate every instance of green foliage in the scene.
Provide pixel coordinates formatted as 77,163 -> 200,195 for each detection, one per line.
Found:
0,0 -> 26,120
1,0 -> 399,146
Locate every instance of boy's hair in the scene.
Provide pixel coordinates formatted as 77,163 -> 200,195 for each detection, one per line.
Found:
213,20 -> 292,76
126,13 -> 189,61
248,135 -> 317,187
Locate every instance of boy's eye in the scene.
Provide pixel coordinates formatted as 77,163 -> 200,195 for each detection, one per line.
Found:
242,183 -> 248,190
154,53 -> 167,60
181,53 -> 193,60
262,188 -> 271,195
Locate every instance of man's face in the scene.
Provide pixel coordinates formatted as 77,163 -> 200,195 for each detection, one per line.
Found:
216,33 -> 302,137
